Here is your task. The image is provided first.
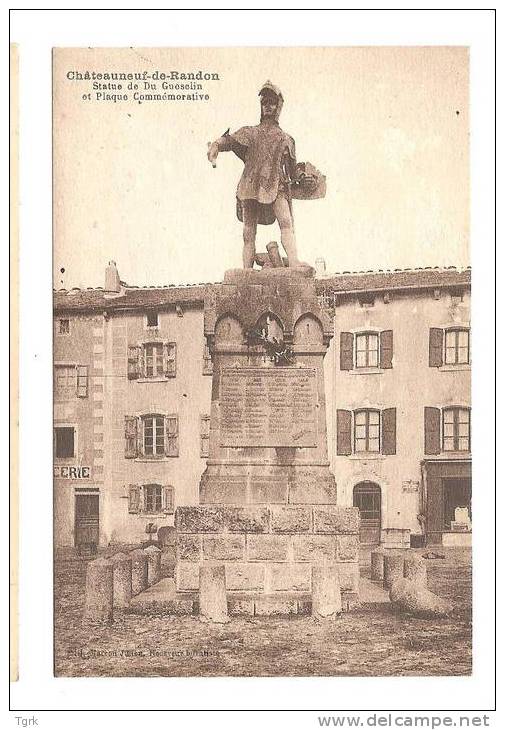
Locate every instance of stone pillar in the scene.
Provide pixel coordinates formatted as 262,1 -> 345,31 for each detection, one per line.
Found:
131,549 -> 148,595
370,549 -> 386,581
83,557 -> 113,624
144,545 -> 162,587
311,565 -> 342,618
383,553 -> 404,590
404,553 -> 428,588
111,552 -> 132,609
199,565 -> 229,623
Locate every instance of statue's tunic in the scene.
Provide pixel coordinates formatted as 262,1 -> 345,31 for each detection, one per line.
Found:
227,121 -> 296,225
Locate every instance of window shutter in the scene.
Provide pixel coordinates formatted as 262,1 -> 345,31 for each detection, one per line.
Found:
381,407 -> 396,455
424,407 -> 441,455
124,416 -> 138,458
340,332 -> 354,370
163,485 -> 175,514
163,342 -> 177,377
76,365 -> 88,397
380,330 -> 393,369
128,484 -> 140,513
165,414 -> 179,457
336,409 -> 352,455
429,328 -> 444,367
127,345 -> 141,379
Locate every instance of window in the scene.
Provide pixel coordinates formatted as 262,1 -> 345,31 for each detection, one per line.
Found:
143,484 -> 162,513
54,365 -> 76,399
443,407 -> 471,452
203,339 -> 213,375
145,343 -> 164,378
54,365 -> 88,399
142,415 -> 165,456
337,408 -> 396,456
146,310 -> 159,328
124,414 -> 179,458
54,426 -> 75,458
354,410 -> 380,453
355,333 -> 379,368
200,414 -> 210,457
128,342 -> 177,379
429,327 -> 470,367
58,318 -> 70,335
128,484 -> 175,515
445,329 -> 470,365
340,330 -> 393,370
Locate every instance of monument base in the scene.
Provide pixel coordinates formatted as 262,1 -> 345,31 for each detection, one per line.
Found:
174,504 -> 360,602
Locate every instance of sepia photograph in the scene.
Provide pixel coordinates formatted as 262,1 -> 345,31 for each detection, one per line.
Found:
51,45 -> 473,679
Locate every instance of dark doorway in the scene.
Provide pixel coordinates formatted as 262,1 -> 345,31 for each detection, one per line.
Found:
75,493 -> 99,556
442,478 -> 472,530
353,481 -> 381,544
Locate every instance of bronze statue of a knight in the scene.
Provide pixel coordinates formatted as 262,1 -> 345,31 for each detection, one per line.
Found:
207,81 -> 326,269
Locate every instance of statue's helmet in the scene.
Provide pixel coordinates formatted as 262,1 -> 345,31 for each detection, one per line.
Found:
259,80 -> 284,121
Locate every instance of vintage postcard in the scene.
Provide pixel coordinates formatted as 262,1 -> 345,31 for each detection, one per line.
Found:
52,46 -> 472,678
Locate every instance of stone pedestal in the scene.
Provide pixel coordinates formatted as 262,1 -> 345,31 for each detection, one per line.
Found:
174,267 -> 360,611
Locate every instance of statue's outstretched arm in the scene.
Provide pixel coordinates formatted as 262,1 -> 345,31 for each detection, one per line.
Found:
207,129 -> 233,167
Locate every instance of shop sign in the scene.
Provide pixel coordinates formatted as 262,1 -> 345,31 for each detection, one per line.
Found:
54,465 -> 91,479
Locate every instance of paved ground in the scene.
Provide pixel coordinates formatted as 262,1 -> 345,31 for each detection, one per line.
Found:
54,547 -> 472,677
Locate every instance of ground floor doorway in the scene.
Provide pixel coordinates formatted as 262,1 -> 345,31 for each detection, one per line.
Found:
423,459 -> 471,544
353,481 -> 381,544
74,491 -> 99,556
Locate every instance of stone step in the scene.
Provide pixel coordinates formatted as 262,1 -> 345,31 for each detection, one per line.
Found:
127,578 -> 361,616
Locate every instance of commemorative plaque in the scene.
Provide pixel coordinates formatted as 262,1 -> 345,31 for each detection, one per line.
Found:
219,367 -> 318,448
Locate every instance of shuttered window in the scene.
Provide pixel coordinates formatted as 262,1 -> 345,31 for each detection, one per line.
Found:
76,365 -> 88,397
125,414 -> 180,458
445,329 -> 470,365
443,407 -> 471,452
356,333 -> 379,368
354,410 -> 380,453
337,408 -> 397,455
340,331 -> 394,370
143,484 -> 163,513
127,342 -> 177,379
54,426 -> 75,458
429,328 -> 444,367
54,365 -> 77,400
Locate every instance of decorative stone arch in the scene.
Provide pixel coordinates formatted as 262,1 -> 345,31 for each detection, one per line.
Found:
254,311 -> 285,342
293,313 -> 324,346
214,314 -> 244,345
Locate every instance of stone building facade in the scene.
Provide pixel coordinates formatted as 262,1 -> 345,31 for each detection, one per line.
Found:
53,262 -> 471,553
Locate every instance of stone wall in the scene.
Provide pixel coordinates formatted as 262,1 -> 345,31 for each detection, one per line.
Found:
174,504 -> 359,595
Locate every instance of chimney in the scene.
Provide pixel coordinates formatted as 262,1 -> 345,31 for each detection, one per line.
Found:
315,257 -> 326,278
105,261 -> 121,293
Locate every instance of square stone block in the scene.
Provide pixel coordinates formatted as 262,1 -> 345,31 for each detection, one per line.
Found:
292,535 -> 335,562
202,535 -> 245,561
225,564 -> 265,591
226,506 -> 269,533
247,534 -> 289,561
200,478 -> 245,504
338,562 -> 360,593
176,562 -> 199,591
270,506 -> 311,533
313,506 -> 360,535
337,535 -> 359,561
175,506 -> 225,533
268,563 -> 311,592
176,535 -> 201,562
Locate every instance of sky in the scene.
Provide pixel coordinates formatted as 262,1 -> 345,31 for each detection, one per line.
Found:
53,46 -> 469,289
